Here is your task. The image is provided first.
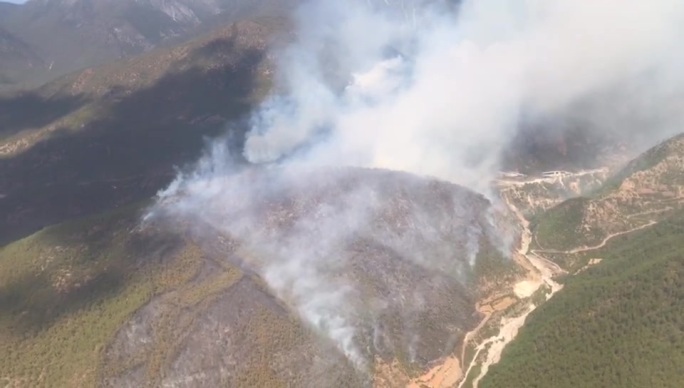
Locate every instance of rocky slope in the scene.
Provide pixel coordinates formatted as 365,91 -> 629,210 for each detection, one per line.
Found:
496,168 -> 609,220
143,167 -> 519,385
494,133 -> 684,271
530,134 -> 684,268
0,0 -> 295,89
0,167 -> 521,387
4,2 -> 681,387
444,132 -> 684,387
481,134 -> 684,387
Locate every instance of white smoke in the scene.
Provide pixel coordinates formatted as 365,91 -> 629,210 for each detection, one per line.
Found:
149,0 -> 684,371
149,142 -> 487,368
244,0 -> 684,189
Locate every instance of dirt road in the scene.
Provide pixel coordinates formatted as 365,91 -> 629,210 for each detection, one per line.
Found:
534,220 -> 657,255
458,171 -> 658,387
458,194 -> 566,388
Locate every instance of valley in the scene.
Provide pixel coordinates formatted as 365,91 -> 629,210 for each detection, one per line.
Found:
0,1 -> 683,387
477,136 -> 684,387
1,140 -> 681,387
481,208 -> 684,387
454,150 -> 684,387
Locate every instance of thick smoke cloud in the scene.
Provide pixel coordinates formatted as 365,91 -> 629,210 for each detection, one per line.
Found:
149,0 -> 684,370
149,143 -> 491,368
244,0 -> 684,189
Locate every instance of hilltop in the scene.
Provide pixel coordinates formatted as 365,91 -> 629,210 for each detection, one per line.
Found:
478,132 -> 684,387
531,134 -> 684,269
1,2 -> 683,387
0,167 -> 521,387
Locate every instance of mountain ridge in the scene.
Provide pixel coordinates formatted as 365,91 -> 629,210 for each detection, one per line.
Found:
477,132 -> 684,387
0,2 -> 682,387
0,0 -> 295,89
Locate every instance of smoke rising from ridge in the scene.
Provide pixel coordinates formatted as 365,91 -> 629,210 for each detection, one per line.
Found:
149,0 -> 684,371
149,150 -> 490,369
244,0 -> 684,188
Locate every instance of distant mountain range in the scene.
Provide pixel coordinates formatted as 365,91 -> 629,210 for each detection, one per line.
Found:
0,0 -> 295,90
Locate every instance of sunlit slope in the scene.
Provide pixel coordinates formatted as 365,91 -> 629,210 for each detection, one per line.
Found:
532,133 -> 684,266
482,209 -> 684,388
483,135 -> 684,387
0,202 -> 365,387
0,204 -> 183,387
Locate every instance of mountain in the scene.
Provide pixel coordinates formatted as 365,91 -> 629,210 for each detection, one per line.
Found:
483,214 -> 684,388
0,0 -> 295,89
530,134 -> 684,268
1,1 -> 683,387
478,133 -> 684,387
495,133 -> 684,270
0,2 -> 19,21
0,16 -> 525,385
0,19 -> 275,246
0,167 -> 519,387
0,0 -> 462,90
0,26 -> 44,88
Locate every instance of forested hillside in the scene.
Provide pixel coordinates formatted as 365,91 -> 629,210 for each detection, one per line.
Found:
482,210 -> 684,388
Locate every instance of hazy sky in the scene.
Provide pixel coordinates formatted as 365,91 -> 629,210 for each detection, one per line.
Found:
2,0 -> 26,4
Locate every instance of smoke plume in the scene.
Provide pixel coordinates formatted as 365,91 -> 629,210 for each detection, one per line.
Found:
245,0 -> 684,186
149,0 -> 684,370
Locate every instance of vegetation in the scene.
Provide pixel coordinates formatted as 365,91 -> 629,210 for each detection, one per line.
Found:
0,203 -> 317,388
532,197 -> 594,250
0,203 -> 207,387
0,21 -> 273,246
461,363 -> 482,388
600,133 -> 684,194
482,210 -> 684,388
528,284 -> 551,306
473,235 -> 525,292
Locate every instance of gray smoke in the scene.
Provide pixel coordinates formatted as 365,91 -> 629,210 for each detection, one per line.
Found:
148,0 -> 684,369
148,141 -> 490,368
244,0 -> 684,188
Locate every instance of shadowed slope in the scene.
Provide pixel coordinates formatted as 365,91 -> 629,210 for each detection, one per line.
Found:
0,21 -> 274,246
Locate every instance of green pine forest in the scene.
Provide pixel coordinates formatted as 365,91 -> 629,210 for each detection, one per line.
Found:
482,210 -> 684,388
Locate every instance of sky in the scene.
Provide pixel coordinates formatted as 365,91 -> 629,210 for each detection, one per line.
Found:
2,0 -> 27,4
